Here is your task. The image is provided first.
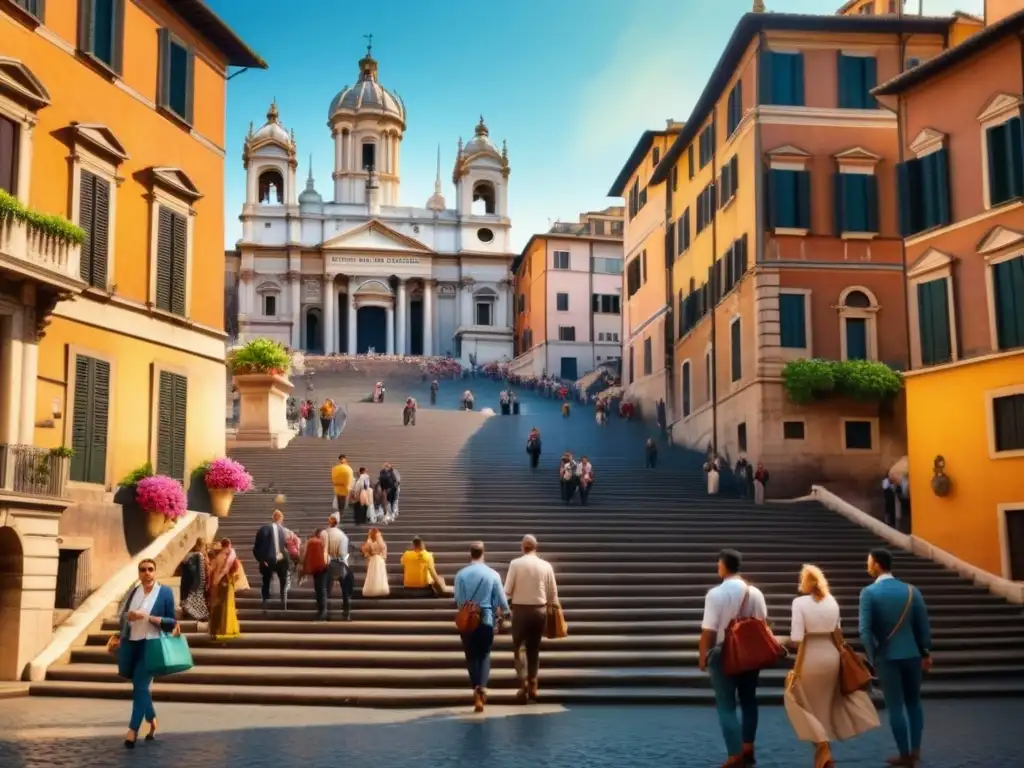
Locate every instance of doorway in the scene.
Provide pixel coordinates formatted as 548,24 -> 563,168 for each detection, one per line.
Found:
409,299 -> 424,356
304,308 -> 322,353
560,356 -> 578,381
357,306 -> 387,353
0,526 -> 24,680
1005,508 -> 1024,581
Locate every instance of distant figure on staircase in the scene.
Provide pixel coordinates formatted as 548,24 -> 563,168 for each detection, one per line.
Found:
882,475 -> 898,529
595,399 -> 606,426
754,462 -> 770,505
404,397 -> 417,426
300,528 -> 328,615
299,399 -> 312,436
361,528 -> 390,598
331,454 -> 354,523
561,401 -> 571,418
373,381 -> 386,402
645,438 -> 658,469
577,456 -> 594,506
377,462 -> 400,522
526,427 -> 542,469
559,452 -> 578,505
462,390 -> 475,410
352,467 -> 372,526
505,534 -> 559,704
454,540 -> 509,713
402,536 -> 452,596
735,457 -> 752,499
704,455 -> 723,495
318,399 -> 335,439
322,513 -> 353,621
179,539 -> 210,623
207,538 -> 248,640
252,510 -> 290,612
430,379 -> 439,404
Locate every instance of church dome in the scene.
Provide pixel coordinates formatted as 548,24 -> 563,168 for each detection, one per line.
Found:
251,101 -> 290,145
462,116 -> 500,158
298,157 -> 323,207
328,52 -> 405,126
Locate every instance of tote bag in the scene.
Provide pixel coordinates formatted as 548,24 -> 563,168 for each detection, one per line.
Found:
722,586 -> 785,676
145,633 -> 194,677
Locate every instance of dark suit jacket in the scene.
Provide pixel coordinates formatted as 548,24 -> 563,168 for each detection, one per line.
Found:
253,523 -> 289,566
858,576 -> 932,667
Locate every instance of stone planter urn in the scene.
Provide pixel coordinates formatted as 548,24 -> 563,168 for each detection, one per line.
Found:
232,372 -> 295,449
145,510 -> 169,539
208,488 -> 235,518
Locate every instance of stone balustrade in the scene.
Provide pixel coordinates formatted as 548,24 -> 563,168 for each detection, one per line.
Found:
0,216 -> 83,290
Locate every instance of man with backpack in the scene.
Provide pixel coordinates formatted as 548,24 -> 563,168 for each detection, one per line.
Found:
453,541 -> 508,713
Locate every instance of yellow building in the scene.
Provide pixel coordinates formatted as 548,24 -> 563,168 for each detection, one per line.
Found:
0,0 -> 264,680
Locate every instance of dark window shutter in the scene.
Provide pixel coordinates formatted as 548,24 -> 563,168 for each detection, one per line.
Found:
993,255 -> 1024,350
796,170 -> 811,229
0,115 -> 17,195
157,28 -> 171,109
863,57 -> 878,107
731,156 -> 739,197
77,0 -> 95,54
792,53 -> 805,106
111,0 -> 126,73
833,172 -> 844,235
69,356 -> 91,483
917,278 -> 951,365
70,355 -> 110,485
156,207 -> 173,311
837,52 -> 853,109
993,395 -> 1024,452
845,318 -> 869,360
865,174 -> 879,232
731,319 -> 742,382
682,362 -> 691,417
184,46 -> 196,124
779,293 -> 807,348
1009,116 -> 1024,199
90,360 -> 110,484
759,49 -> 774,105
157,371 -> 188,482
90,177 -> 110,288
688,145 -> 695,178
170,210 -> 188,315
78,170 -> 95,283
932,148 -> 951,227
896,161 -> 912,236
740,233 -> 749,271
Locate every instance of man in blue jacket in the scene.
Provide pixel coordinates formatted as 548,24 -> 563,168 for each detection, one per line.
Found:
858,547 -> 933,767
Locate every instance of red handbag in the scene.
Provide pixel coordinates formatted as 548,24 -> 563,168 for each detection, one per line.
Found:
722,585 -> 785,676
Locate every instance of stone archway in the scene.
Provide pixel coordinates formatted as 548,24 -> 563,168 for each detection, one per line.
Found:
0,525 -> 24,680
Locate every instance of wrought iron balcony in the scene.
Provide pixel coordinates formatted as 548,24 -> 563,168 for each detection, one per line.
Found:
0,213 -> 86,293
0,444 -> 70,499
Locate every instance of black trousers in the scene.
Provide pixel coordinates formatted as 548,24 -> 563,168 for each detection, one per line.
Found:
529,451 -> 540,469
511,605 -> 547,682
646,453 -> 658,468
259,559 -> 289,606
323,561 -> 354,617
560,478 -> 577,504
320,417 -> 331,438
353,503 -> 368,526
883,488 -> 897,528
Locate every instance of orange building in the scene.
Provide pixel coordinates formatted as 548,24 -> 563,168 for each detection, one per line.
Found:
608,121 -> 683,417
873,0 -> 1024,579
644,8 -> 979,497
0,1 -> 263,680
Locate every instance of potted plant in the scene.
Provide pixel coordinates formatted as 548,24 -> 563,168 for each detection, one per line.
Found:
228,338 -> 292,377
200,457 -> 254,517
135,474 -> 187,539
229,338 -> 295,448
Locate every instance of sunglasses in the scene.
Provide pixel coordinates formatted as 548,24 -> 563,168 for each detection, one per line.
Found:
138,566 -> 155,573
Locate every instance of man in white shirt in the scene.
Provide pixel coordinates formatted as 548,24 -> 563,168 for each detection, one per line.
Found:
321,514 -> 353,621
504,534 -> 559,702
698,548 -> 767,767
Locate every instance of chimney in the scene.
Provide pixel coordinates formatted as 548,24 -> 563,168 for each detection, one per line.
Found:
366,170 -> 381,216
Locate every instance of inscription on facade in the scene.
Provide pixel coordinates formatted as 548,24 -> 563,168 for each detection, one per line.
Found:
303,278 -> 322,302
329,256 -> 422,266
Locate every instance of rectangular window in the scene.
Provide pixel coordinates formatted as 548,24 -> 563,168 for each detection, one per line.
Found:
155,206 -> 187,316
845,318 -> 868,360
13,0 -> 45,18
727,81 -> 743,136
156,370 -> 187,483
779,292 -> 807,348
593,257 -> 623,274
769,169 -> 811,230
783,421 -> 805,440
834,172 -> 879,234
681,361 -> 691,417
896,149 -> 951,236
993,254 -> 1024,350
558,325 -> 576,342
592,294 -> 620,314
157,29 -> 195,123
844,420 -> 873,450
698,124 -> 716,168
737,422 -> 747,453
697,182 -> 716,233
760,51 -> 805,107
556,293 -> 569,311
687,145 -> 695,179
986,117 -> 1024,207
652,147 -> 660,166
643,337 -> 653,376
78,169 -> 111,289
917,278 -> 952,365
720,155 -> 739,206
671,166 -> 678,192
626,256 -> 642,298
0,114 -> 17,194
678,208 -> 691,254
730,319 -> 742,382
837,54 -> 878,109
69,354 -> 110,485
993,394 -> 1024,452
553,250 -> 570,270
475,302 -> 492,326
78,0 -> 125,73
263,294 -> 276,316
362,142 -> 376,170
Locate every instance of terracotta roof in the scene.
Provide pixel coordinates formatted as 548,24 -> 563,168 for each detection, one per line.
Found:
174,0 -> 266,69
607,128 -> 680,197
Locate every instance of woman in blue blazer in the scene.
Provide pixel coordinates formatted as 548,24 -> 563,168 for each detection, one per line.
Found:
109,558 -> 179,748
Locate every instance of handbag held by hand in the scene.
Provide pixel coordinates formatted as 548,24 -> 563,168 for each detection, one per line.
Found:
543,603 -> 568,640
722,586 -> 785,676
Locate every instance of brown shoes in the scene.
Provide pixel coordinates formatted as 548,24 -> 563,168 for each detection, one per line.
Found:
742,743 -> 756,765
472,687 -> 485,713
527,678 -> 539,701
813,743 -> 834,768
885,756 -> 916,767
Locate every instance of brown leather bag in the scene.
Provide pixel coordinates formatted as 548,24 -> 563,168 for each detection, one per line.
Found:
454,580 -> 485,634
722,585 -> 785,676
544,603 -> 568,639
831,628 -> 873,695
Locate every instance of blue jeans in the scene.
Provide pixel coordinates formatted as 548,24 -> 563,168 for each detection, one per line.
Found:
877,657 -> 924,757
127,640 -> 156,731
707,647 -> 760,757
461,624 -> 495,689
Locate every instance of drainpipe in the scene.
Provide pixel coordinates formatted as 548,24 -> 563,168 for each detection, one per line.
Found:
710,133 -> 720,458
664,162 -> 675,423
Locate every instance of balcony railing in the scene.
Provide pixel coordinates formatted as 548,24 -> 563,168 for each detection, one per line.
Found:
0,214 -> 83,289
0,444 -> 69,498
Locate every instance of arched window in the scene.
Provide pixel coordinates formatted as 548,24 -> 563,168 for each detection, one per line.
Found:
258,169 -> 284,204
472,181 -> 496,215
473,287 -> 497,326
362,141 -> 376,172
838,286 -> 879,361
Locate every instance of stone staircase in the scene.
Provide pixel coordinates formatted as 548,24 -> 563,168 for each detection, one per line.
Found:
30,380 -> 1024,706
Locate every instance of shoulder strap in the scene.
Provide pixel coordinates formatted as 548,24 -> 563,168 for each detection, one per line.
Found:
886,584 -> 915,642
737,584 -> 750,617
467,576 -> 486,604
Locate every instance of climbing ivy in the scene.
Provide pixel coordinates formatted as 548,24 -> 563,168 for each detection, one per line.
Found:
782,358 -> 902,404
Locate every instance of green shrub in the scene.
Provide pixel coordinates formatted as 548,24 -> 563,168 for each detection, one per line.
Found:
228,338 -> 291,375
781,358 -> 836,404
0,189 -> 86,245
120,461 -> 154,487
782,358 -> 902,403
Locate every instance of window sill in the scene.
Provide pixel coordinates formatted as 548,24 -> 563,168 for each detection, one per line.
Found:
148,305 -> 192,327
841,231 -> 878,241
157,104 -> 194,133
77,51 -> 121,82
774,227 -> 809,237
984,195 -> 1024,213
841,446 -> 877,454
1,0 -> 43,28
991,447 -> 1024,461
82,286 -> 116,301
720,196 -> 737,213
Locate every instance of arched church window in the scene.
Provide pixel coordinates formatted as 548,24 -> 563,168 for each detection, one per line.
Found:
472,181 -> 496,215
362,141 -> 376,172
258,169 -> 284,204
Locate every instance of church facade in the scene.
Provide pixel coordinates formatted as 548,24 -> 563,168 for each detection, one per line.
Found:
227,47 -> 515,364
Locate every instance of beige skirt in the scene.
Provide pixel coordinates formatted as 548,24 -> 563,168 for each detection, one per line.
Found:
785,635 -> 880,743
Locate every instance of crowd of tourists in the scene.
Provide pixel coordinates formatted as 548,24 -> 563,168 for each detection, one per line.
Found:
291,397 -> 343,438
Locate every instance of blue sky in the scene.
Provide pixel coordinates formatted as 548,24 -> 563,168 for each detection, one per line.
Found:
209,0 -> 981,252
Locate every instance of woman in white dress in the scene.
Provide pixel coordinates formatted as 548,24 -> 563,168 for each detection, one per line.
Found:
785,564 -> 880,768
361,528 -> 390,598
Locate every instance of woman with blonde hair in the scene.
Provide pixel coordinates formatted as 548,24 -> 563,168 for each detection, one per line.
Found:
361,528 -> 390,597
785,564 -> 880,768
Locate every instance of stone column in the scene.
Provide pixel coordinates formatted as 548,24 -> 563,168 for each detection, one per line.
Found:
347,292 -> 357,355
497,280 -> 509,328
423,280 -> 434,357
385,304 -> 395,355
1,313 -> 24,446
461,282 -> 474,328
323,278 -> 336,354
396,279 -> 407,355
289,271 -> 301,349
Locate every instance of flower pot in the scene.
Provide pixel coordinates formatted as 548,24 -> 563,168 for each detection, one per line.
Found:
208,487 -> 235,518
145,510 -> 169,539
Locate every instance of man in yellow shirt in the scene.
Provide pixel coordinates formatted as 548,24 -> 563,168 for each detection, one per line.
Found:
331,454 -> 354,523
401,537 -> 450,596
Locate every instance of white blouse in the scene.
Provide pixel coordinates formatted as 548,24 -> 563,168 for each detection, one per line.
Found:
127,582 -> 162,642
790,593 -> 841,643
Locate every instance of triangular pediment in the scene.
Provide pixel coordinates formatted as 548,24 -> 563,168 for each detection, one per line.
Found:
767,144 -> 810,158
834,146 -> 881,163
0,57 -> 50,110
147,166 -> 202,202
70,123 -> 129,163
909,128 -> 946,156
977,92 -> 1023,124
908,247 -> 954,278
977,225 -> 1024,256
322,220 -> 432,254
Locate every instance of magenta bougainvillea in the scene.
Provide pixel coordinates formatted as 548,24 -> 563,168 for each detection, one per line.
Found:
135,475 -> 187,520
203,457 -> 254,493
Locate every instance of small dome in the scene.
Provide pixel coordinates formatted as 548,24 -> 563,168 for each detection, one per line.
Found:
251,101 -> 290,145
328,53 -> 405,125
462,116 -> 499,158
298,157 -> 323,206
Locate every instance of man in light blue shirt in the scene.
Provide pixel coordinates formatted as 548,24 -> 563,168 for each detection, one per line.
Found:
454,541 -> 509,713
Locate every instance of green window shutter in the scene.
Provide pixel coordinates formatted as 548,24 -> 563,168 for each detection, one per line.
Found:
90,360 -> 110,484
994,255 -> 1024,350
987,123 -> 1008,205
1009,116 -> 1024,199
921,152 -> 938,229
779,293 -> 807,348
863,57 -> 878,108
78,170 -> 95,283
759,49 -> 774,105
111,0 -> 126,74
791,53 -> 805,106
837,53 -> 854,109
864,174 -> 879,232
688,145 -> 694,178
740,233 -> 749,271
69,356 -> 91,483
731,319 -> 742,382
155,207 -> 173,311
770,169 -> 797,228
157,28 -> 171,110
69,356 -> 110,485
90,177 -> 110,289
933,148 -> 951,227
157,371 -> 188,482
846,318 -> 868,360
896,161 -> 912,236
841,174 -> 871,233
917,278 -> 951,365
833,172 -> 844,235
77,0 -> 95,53
184,48 -> 196,124
682,362 -> 691,417
796,170 -> 811,229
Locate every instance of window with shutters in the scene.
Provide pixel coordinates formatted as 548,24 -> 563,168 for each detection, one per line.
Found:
156,370 -> 187,482
681,361 -> 692,418
779,292 -> 808,349
726,81 -> 743,137
263,294 -> 277,317
69,354 -> 110,486
0,114 -> 18,195
556,293 -> 569,311
737,422 -> 747,453
157,29 -> 195,124
11,0 -> 45,21
985,117 -> 1024,208
155,206 -> 188,316
834,172 -> 879,234
77,0 -> 125,74
730,317 -> 742,382
896,148 -> 951,236
768,169 -> 811,231
760,51 -> 805,107
677,208 -> 691,255
78,169 -> 111,289
643,337 -> 652,375
916,277 -> 952,366
993,254 -> 1024,351
591,294 -> 620,314
837,54 -> 878,109
558,325 -> 576,342
992,392 -> 1024,454
719,155 -> 739,207
839,287 -> 878,361
698,123 -> 715,168
687,145 -> 695,179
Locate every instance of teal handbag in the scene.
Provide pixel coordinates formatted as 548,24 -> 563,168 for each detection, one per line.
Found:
144,633 -> 194,677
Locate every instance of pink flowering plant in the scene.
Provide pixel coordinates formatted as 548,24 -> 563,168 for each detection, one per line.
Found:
203,457 -> 254,493
135,475 -> 187,521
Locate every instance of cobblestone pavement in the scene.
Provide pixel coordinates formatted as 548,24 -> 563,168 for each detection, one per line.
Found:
0,698 -> 1020,768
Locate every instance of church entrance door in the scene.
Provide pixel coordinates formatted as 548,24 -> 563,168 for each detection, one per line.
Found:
409,300 -> 424,356
357,306 -> 387,354
305,309 -> 322,353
